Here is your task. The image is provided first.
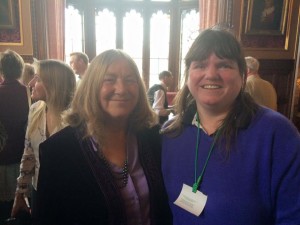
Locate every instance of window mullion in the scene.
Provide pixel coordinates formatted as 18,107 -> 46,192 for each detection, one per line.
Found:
142,9 -> 151,89
116,7 -> 123,49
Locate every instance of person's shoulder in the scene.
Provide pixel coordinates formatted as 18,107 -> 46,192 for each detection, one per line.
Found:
148,84 -> 163,92
139,124 -> 161,137
253,107 -> 298,134
40,126 -> 78,150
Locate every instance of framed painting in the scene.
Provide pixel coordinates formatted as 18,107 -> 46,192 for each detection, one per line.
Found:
245,0 -> 288,35
0,0 -> 16,29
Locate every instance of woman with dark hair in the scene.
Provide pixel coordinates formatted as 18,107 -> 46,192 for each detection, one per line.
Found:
36,49 -> 172,225
0,50 -> 29,222
161,28 -> 300,224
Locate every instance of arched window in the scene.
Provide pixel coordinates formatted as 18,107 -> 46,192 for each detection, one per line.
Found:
65,0 -> 199,90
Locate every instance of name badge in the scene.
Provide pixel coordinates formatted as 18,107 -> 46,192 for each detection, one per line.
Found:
174,184 -> 207,216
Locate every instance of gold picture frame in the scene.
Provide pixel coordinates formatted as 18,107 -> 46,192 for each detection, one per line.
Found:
245,0 -> 288,35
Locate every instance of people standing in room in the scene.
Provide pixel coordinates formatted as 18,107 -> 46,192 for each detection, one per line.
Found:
147,70 -> 173,125
36,49 -> 172,225
0,50 -> 29,223
245,56 -> 277,111
69,52 -> 89,84
161,28 -> 300,225
19,63 -> 35,106
11,60 -> 76,221
19,63 -> 35,87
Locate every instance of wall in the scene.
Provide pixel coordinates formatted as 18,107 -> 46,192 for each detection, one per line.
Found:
232,0 -> 300,118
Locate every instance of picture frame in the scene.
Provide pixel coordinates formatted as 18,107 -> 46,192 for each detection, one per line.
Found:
0,0 -> 16,29
245,0 -> 288,35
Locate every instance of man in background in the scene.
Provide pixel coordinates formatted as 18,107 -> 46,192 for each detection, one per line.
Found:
147,70 -> 173,124
245,56 -> 277,111
69,52 -> 89,83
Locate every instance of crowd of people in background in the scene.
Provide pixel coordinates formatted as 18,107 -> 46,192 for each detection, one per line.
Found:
0,26 -> 299,225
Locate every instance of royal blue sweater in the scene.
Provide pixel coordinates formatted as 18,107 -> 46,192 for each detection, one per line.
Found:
162,107 -> 300,225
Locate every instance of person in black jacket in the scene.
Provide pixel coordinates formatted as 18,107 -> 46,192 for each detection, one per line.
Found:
0,50 -> 29,223
36,49 -> 172,225
147,71 -> 173,125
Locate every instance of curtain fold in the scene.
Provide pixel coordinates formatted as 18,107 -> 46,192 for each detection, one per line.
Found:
46,0 -> 65,60
199,0 -> 219,30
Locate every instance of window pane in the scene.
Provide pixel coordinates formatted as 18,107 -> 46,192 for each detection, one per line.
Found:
180,9 -> 199,87
95,9 -> 116,55
65,5 -> 83,63
123,10 -> 143,76
149,10 -> 170,87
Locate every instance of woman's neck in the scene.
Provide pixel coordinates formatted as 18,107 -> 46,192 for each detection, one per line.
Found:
46,106 -> 60,137
197,108 -> 228,135
101,124 -> 129,167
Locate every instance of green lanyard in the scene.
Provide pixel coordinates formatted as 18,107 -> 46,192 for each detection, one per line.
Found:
192,112 -> 222,193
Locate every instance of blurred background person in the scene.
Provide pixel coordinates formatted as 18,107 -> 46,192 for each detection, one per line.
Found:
161,28 -> 300,225
11,60 -> 76,222
19,63 -> 35,106
36,49 -> 172,225
69,52 -> 89,84
245,56 -> 277,111
147,70 -> 173,125
0,50 -> 29,223
19,63 -> 35,87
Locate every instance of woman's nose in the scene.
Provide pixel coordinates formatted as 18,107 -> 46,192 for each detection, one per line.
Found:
205,65 -> 218,79
114,78 -> 126,93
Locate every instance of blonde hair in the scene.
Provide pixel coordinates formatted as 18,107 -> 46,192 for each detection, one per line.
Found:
66,49 -> 157,145
20,63 -> 35,86
28,60 -> 76,136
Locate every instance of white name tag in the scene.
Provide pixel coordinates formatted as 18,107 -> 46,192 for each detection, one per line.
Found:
174,184 -> 207,216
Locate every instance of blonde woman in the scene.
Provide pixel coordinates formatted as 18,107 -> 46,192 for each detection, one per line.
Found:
19,63 -> 35,87
11,60 -> 76,220
36,49 -> 172,225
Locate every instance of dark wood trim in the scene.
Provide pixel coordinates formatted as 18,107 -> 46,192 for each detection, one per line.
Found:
31,0 -> 49,60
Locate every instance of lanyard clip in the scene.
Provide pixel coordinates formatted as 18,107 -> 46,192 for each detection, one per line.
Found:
192,183 -> 198,193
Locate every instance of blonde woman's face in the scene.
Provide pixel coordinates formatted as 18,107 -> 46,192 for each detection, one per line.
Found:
99,59 -> 139,122
28,74 -> 46,101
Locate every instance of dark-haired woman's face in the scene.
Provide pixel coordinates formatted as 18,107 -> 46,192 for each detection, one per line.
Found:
187,53 -> 242,113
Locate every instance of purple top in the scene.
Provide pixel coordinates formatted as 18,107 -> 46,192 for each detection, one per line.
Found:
162,107 -> 300,225
93,134 -> 150,225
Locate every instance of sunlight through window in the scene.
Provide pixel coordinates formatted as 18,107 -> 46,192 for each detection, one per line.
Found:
96,9 -> 116,54
149,10 -> 170,87
65,5 -> 83,63
180,9 -> 199,87
123,10 -> 143,76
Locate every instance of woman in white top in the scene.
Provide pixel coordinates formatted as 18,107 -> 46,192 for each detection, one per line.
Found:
11,59 -> 76,220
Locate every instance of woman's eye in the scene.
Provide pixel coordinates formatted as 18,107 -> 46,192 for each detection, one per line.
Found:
192,63 -> 205,69
103,77 -> 115,83
219,63 -> 233,69
124,77 -> 137,84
